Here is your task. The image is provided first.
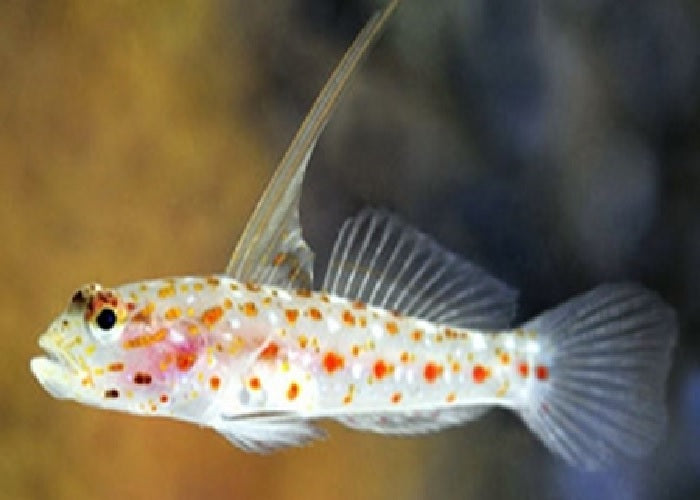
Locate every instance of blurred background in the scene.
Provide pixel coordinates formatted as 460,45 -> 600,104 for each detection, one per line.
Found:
1,0 -> 698,498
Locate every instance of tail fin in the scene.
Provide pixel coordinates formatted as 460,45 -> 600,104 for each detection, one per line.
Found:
518,284 -> 677,469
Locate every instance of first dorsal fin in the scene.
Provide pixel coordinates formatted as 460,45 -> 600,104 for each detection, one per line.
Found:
322,209 -> 518,329
224,1 -> 401,289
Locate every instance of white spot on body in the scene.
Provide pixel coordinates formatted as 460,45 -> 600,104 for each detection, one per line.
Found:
525,340 -> 540,354
169,328 -> 185,343
503,336 -> 516,350
326,317 -> 341,334
471,332 -> 487,351
267,311 -> 279,325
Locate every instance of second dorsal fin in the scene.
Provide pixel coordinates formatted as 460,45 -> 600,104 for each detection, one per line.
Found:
321,209 -> 518,330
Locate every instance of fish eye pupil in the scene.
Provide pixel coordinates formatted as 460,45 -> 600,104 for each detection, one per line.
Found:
96,308 -> 117,331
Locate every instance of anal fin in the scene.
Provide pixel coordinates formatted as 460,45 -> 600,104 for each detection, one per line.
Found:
337,406 -> 489,435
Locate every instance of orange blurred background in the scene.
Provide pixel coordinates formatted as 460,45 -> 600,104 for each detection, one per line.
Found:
2,1 -> 699,499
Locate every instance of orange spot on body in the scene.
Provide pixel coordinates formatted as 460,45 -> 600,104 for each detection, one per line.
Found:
285,309 -> 299,324
296,289 -> 312,298
451,361 -> 461,373
243,302 -> 258,317
123,327 -> 167,349
391,392 -> 402,404
223,298 -> 233,309
245,282 -> 261,292
159,394 -> 169,403
411,329 -> 424,342
518,362 -> 529,378
164,307 -> 181,321
287,382 -> 300,400
352,300 -> 366,310
400,351 -> 410,364
323,352 -> 345,374
351,345 -> 361,357
249,377 -> 261,390
298,335 -> 308,349
201,306 -> 224,327
159,353 -> 173,372
385,321 -> 399,335
423,362 -> 443,383
446,392 -> 457,403
308,307 -> 323,321
535,365 -> 549,381
132,302 -> 155,323
209,376 -> 221,390
175,352 -> 197,371
342,310 -> 356,327
500,353 -> 511,365
472,364 -> 488,383
108,362 -> 124,372
157,285 -> 175,299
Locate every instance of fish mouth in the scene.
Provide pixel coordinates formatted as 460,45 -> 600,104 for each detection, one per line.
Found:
30,337 -> 80,399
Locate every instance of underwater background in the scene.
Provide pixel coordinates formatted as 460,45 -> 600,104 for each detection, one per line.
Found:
1,0 -> 698,498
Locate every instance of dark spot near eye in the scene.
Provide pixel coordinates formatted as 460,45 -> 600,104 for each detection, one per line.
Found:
134,372 -> 152,385
71,290 -> 86,305
104,389 -> 119,398
96,308 -> 117,330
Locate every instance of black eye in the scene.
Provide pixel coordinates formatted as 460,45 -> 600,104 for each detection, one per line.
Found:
96,308 -> 117,330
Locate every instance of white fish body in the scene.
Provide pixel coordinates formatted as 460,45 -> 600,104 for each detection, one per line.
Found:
30,0 -> 676,470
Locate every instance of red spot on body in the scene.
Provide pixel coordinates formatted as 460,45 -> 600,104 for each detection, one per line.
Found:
175,351 -> 197,371
423,362 -> 443,383
373,360 -> 389,380
108,362 -> 124,372
323,352 -> 345,374
249,377 -> 261,390
159,394 -> 169,403
535,365 -> 549,381
209,376 -> 221,390
260,342 -> 279,360
472,364 -> 488,384
518,362 -> 529,377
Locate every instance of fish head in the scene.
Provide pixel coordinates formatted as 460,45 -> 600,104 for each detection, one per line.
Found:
30,283 -> 144,410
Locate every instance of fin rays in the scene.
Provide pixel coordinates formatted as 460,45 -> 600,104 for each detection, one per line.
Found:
322,209 -> 518,329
